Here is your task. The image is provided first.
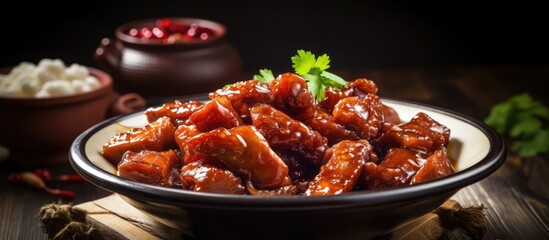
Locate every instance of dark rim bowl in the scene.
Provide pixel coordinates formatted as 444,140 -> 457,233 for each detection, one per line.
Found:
70,97 -> 506,239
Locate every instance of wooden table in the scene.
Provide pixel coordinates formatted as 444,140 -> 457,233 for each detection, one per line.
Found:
1,64 -> 548,239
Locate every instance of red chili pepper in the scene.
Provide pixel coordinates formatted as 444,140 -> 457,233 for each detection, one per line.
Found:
34,168 -> 52,181
7,171 -> 75,200
52,174 -> 85,183
30,168 -> 85,183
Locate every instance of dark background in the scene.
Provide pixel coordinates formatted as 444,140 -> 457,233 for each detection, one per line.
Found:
1,2 -> 547,75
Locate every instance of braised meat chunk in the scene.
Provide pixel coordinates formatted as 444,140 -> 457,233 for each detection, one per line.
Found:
411,147 -> 455,184
373,112 -> 450,157
117,149 -> 179,187
332,95 -> 384,140
250,103 -> 328,167
361,148 -> 428,190
174,124 -> 201,164
102,116 -> 176,165
305,108 -> 359,146
189,96 -> 244,132
306,140 -> 376,196
250,103 -> 328,182
185,126 -> 290,189
319,78 -> 378,112
144,100 -> 204,126
269,73 -> 316,121
180,160 -> 246,194
209,79 -> 274,122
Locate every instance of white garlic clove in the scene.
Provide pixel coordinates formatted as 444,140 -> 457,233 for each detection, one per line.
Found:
42,80 -> 74,97
65,64 -> 89,81
72,79 -> 92,93
84,76 -> 100,89
37,58 -> 66,79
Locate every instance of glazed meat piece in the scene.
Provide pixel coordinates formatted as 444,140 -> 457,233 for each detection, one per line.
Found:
274,150 -> 311,181
319,78 -> 378,112
361,148 -> 428,190
102,116 -> 176,165
306,140 -> 376,196
373,129 -> 433,158
209,80 -> 274,122
188,96 -> 244,132
185,126 -> 290,189
246,181 -> 297,196
174,124 -> 202,163
250,103 -> 328,167
332,95 -> 384,140
305,108 -> 359,146
117,149 -> 179,187
183,128 -> 247,160
319,86 -> 354,112
269,73 -> 316,121
144,100 -> 204,126
180,160 -> 246,194
373,112 -> 450,157
382,104 -> 401,125
349,78 -> 378,97
411,147 -> 455,184
406,112 -> 450,149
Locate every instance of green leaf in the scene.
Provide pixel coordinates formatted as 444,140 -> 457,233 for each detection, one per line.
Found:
485,92 -> 549,158
484,102 -> 514,134
530,103 -> 549,120
314,54 -> 331,71
321,71 -> 348,87
253,68 -> 275,83
318,84 -> 327,100
510,93 -> 534,110
302,68 -> 325,101
512,129 -> 549,157
291,50 -> 316,75
509,116 -> 541,138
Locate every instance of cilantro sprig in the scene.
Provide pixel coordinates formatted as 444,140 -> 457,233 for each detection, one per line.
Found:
253,49 -> 348,101
253,69 -> 275,83
484,93 -> 549,158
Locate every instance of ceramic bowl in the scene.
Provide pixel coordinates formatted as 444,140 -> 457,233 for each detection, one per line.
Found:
94,17 -> 244,98
0,66 -> 145,166
69,97 -> 506,239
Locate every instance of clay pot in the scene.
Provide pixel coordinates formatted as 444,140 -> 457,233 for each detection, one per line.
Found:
94,17 -> 244,98
0,67 -> 145,166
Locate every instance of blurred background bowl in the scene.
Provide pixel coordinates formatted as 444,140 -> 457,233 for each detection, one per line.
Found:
94,17 -> 244,99
0,66 -> 145,166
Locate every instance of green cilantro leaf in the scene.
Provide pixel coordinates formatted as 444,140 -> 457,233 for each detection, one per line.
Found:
314,54 -> 331,71
484,102 -> 513,134
291,50 -> 317,75
253,69 -> 275,83
484,93 -> 549,158
512,129 -> 549,157
509,116 -> 541,138
321,71 -> 348,87
290,50 -> 348,101
246,50 -> 349,101
303,69 -> 322,100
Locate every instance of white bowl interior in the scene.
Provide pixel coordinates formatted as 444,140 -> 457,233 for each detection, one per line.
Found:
85,100 -> 489,176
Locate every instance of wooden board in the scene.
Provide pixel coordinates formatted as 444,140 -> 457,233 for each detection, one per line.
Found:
74,194 -> 462,240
